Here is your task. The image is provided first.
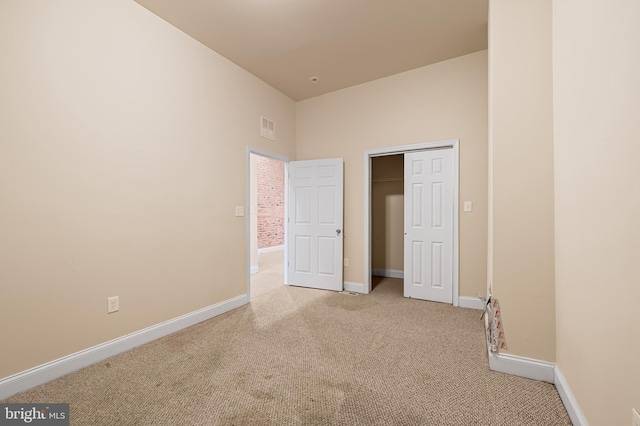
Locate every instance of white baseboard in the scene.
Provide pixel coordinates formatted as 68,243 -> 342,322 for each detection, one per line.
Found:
0,294 -> 248,400
555,367 -> 588,426
458,296 -> 485,310
372,269 -> 404,279
258,245 -> 284,254
344,281 -> 366,294
250,265 -> 259,275
483,335 -> 587,424
487,350 -> 555,383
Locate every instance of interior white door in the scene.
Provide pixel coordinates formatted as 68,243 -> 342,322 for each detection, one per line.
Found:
287,158 -> 343,291
404,149 -> 454,303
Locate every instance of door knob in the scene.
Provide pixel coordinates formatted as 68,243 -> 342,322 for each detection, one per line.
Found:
336,229 -> 342,235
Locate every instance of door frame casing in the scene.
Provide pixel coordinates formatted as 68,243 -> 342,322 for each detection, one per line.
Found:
363,139 -> 460,306
245,146 -> 291,303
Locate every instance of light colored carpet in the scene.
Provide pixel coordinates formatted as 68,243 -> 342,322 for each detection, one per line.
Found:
3,250 -> 571,425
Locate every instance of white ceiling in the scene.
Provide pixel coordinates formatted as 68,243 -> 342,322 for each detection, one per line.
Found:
134,0 -> 488,101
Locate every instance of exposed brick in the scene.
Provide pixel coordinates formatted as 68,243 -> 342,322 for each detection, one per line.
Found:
257,156 -> 285,249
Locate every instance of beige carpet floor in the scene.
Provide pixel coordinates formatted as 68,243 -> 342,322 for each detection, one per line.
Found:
3,250 -> 571,425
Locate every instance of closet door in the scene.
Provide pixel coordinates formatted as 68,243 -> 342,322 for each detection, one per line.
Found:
404,149 -> 454,303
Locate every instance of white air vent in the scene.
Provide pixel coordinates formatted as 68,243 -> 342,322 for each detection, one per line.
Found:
260,116 -> 275,141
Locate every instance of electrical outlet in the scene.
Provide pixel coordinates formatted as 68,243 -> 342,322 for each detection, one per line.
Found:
632,408 -> 640,426
107,296 -> 119,314
344,258 -> 349,267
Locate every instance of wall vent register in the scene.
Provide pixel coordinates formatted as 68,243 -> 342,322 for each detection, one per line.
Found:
260,116 -> 275,141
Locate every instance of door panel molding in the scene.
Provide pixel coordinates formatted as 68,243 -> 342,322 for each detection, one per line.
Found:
364,140 -> 459,305
404,149 -> 454,303
287,158 -> 344,291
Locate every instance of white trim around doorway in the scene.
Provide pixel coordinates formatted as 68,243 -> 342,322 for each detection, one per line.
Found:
245,147 -> 291,303
363,140 -> 460,306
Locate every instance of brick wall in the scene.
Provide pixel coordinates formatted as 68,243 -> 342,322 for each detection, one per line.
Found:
257,156 -> 285,249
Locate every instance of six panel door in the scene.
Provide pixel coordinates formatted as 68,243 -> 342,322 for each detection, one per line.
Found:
403,149 -> 454,303
287,158 -> 344,291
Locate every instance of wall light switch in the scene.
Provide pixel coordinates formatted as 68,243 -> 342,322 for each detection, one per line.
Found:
464,201 -> 473,212
235,206 -> 244,217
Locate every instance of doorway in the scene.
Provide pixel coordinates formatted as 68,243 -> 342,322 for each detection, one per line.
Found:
246,148 -> 346,301
371,154 -> 405,292
364,140 -> 460,306
246,147 -> 290,301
